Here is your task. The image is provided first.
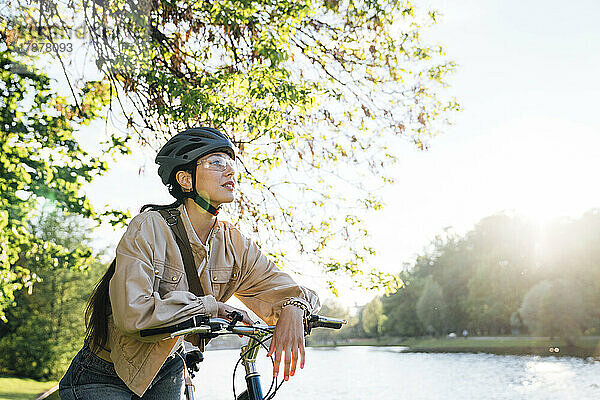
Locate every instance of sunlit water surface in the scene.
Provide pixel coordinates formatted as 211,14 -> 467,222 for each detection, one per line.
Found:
192,346 -> 600,399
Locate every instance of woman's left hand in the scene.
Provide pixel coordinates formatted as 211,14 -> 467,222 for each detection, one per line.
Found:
267,305 -> 305,381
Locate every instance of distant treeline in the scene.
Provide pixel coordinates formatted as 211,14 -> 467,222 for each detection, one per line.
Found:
309,210 -> 600,346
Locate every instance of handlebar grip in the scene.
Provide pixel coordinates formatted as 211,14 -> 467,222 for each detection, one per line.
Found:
140,325 -> 178,337
140,315 -> 208,337
308,315 -> 346,330
313,320 -> 344,329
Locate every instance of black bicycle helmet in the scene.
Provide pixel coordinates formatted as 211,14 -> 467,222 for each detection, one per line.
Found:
156,127 -> 235,185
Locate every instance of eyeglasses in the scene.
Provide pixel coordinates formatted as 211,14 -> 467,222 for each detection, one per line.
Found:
197,155 -> 237,172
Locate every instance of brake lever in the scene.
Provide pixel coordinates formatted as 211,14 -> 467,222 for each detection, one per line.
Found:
226,310 -> 243,331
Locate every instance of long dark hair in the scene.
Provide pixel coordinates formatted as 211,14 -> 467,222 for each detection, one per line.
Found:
84,161 -> 195,351
84,259 -> 116,352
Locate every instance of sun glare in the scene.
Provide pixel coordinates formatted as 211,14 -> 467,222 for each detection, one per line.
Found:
477,118 -> 599,223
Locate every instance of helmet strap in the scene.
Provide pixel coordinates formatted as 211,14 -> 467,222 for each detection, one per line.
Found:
187,166 -> 220,216
191,193 -> 220,216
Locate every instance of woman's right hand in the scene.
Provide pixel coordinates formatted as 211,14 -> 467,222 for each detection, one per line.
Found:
216,302 -> 254,325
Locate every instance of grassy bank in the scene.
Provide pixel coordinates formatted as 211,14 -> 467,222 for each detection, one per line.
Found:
310,336 -> 600,358
402,336 -> 600,358
0,375 -> 57,400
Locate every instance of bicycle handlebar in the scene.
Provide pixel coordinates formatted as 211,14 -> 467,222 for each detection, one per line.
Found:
140,314 -> 346,339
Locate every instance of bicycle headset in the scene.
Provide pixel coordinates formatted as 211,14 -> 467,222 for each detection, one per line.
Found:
155,127 -> 236,216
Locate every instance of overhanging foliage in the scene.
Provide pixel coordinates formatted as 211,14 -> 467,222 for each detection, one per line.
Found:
5,0 -> 459,291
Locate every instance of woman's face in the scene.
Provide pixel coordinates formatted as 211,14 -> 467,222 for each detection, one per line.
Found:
196,152 -> 236,206
177,152 -> 236,207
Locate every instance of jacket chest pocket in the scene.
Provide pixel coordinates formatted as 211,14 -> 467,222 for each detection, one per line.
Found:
157,264 -> 184,296
209,266 -> 239,298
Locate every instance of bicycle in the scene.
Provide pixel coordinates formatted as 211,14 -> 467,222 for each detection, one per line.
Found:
141,312 -> 346,400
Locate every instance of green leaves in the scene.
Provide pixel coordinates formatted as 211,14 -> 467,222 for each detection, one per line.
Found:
0,209 -> 105,379
0,51 -> 123,321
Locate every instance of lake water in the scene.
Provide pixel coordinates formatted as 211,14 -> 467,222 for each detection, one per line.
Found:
192,346 -> 600,399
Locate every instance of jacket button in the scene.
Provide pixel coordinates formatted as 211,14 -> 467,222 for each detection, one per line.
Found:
212,276 -> 217,281
154,269 -> 160,275
172,276 -> 177,281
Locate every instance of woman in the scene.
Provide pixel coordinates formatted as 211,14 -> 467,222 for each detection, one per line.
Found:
59,127 -> 320,399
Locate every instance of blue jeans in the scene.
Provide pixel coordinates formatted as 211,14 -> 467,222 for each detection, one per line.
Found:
59,344 -> 184,400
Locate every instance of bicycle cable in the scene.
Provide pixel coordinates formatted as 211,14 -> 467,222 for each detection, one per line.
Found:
187,323 -> 295,399
263,379 -> 285,400
230,332 -> 286,400
228,327 -> 301,400
230,332 -> 281,400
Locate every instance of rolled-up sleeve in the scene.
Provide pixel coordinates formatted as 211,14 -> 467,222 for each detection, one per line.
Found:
109,213 -> 218,339
231,229 -> 320,325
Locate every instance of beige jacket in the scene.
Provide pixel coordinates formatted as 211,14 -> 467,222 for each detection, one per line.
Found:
107,203 -> 320,396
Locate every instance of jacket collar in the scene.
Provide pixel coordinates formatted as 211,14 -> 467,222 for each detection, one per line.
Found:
177,203 -> 218,247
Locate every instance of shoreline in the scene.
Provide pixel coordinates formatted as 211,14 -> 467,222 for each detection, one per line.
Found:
308,336 -> 600,359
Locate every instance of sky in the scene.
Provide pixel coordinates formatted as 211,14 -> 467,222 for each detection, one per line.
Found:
64,0 -> 600,307
367,0 -> 600,273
